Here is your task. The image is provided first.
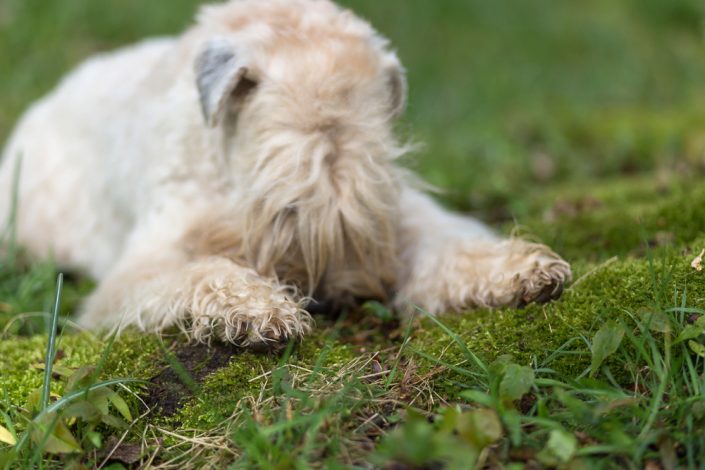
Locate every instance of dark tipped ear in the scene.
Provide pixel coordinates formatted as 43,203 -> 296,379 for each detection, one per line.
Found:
194,38 -> 251,127
386,59 -> 407,119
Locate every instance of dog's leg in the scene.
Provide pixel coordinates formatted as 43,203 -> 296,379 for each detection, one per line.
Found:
79,249 -> 311,346
394,189 -> 571,314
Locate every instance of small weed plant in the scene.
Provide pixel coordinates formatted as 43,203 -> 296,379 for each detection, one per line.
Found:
0,273 -> 141,468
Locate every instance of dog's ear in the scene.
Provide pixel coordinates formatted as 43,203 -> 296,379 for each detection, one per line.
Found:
385,57 -> 407,119
195,38 -> 255,127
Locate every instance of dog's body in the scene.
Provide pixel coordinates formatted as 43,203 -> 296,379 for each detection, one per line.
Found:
0,0 -> 571,345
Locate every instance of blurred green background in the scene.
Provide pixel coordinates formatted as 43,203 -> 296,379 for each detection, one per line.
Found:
1,0 -> 705,219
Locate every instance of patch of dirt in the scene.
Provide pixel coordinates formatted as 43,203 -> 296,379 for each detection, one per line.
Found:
306,299 -> 408,352
517,393 -> 537,414
338,306 -> 406,349
145,341 -> 240,416
97,436 -> 143,466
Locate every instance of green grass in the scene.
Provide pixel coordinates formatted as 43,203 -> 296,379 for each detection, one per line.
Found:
2,0 -> 705,468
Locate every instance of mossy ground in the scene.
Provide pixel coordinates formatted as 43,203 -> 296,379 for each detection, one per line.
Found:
3,170 -> 704,467
2,0 -> 705,467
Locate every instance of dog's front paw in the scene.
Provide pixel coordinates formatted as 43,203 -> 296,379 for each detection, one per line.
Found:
394,239 -> 571,314
189,277 -> 313,347
513,248 -> 572,308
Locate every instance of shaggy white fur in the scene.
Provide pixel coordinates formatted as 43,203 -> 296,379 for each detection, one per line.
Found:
0,0 -> 571,346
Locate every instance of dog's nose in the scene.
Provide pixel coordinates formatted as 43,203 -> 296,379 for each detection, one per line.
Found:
307,298 -> 333,314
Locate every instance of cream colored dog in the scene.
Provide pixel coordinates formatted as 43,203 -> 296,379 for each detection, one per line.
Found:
0,0 -> 571,346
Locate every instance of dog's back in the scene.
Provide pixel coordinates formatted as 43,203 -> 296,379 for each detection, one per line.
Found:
0,38 -> 178,277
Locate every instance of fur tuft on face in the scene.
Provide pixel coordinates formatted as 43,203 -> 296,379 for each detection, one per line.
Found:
237,123 -> 409,300
185,116 -> 413,302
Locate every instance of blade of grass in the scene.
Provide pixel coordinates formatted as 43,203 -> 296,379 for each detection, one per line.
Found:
1,312 -> 88,340
305,310 -> 346,388
85,326 -> 121,394
637,331 -> 671,443
0,411 -> 17,445
40,273 -> 63,411
408,346 -> 484,380
540,337 -> 584,368
157,339 -> 199,395
414,306 -> 488,375
664,307 -> 705,315
384,315 -> 415,389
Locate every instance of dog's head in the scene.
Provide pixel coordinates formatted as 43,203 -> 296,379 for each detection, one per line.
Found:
190,0 -> 409,297
195,0 -> 407,127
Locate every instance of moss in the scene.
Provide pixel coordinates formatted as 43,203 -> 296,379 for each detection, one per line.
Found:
291,322 -> 359,367
171,352 -> 281,429
411,240 -> 705,394
173,326 -> 359,430
0,335 -> 61,406
0,314 -> 360,433
0,332 -> 161,410
511,175 -> 705,262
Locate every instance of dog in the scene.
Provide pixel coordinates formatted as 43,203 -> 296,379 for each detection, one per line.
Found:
0,0 -> 571,346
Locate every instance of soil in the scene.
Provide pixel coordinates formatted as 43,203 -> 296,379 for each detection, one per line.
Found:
142,302 -> 403,419
144,341 -> 240,417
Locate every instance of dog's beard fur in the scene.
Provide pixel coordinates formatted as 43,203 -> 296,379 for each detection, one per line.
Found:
189,111 -> 410,305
